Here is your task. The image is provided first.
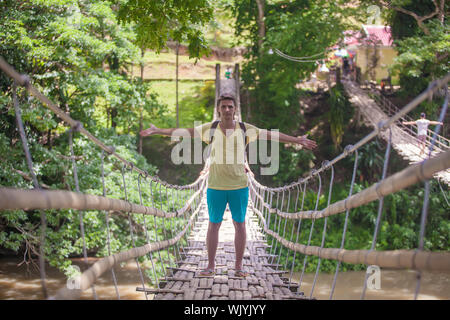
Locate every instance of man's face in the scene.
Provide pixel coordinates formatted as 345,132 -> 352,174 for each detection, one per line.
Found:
219,99 -> 235,120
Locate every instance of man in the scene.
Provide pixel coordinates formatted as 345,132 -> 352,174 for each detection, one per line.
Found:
140,94 -> 317,277
403,113 -> 443,155
225,67 -> 232,79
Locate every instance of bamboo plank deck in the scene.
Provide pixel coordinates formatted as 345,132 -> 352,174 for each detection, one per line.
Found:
146,197 -> 310,300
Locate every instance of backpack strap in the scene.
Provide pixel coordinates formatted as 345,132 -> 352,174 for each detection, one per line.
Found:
209,120 -> 220,144
238,122 -> 248,146
239,122 -> 250,163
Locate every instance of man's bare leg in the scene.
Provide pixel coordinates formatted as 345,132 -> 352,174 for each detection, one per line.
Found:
233,220 -> 247,270
206,221 -> 221,270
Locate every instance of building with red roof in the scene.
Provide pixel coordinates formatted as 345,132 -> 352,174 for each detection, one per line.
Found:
342,25 -> 397,81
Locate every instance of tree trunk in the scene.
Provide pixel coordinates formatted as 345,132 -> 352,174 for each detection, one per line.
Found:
176,42 -> 179,128
138,48 -> 145,155
438,0 -> 445,25
256,0 -> 265,54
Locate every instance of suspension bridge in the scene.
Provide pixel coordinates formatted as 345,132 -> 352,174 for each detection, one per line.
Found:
0,57 -> 449,300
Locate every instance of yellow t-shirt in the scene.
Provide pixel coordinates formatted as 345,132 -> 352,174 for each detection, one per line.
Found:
195,121 -> 260,190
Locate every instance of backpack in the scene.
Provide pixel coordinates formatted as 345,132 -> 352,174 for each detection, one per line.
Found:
208,120 -> 249,163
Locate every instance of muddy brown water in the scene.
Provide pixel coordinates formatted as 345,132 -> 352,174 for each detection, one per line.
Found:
0,256 -> 448,300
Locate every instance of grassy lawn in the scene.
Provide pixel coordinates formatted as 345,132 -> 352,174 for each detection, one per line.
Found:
149,80 -> 213,113
129,49 -> 243,80
147,80 -> 215,129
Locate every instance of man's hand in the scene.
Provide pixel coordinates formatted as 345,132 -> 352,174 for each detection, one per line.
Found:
140,124 -> 158,137
297,135 -> 317,150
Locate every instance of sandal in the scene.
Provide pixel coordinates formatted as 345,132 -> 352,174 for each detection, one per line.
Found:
198,268 -> 215,277
235,270 -> 250,278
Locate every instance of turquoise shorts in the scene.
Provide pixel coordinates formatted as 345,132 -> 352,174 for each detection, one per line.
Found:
206,187 -> 249,224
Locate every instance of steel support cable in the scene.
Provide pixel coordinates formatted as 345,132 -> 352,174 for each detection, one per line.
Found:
415,86 -> 449,300
158,183 -> 173,269
150,180 -> 165,283
51,178 -> 207,300
277,188 -> 291,269
299,171 -> 322,290
361,128 -> 392,300
120,165 -> 148,300
272,190 -> 285,262
290,181 -> 307,289
274,48 -> 328,60
12,84 -> 48,299
170,187 -> 181,264
284,184 -> 301,270
267,191 -> 274,257
269,191 -> 280,257
166,187 -> 177,266
274,48 -> 326,63
100,150 -> 120,300
176,186 -> 188,257
69,128 -> 98,300
310,163 -> 334,299
137,174 -> 159,293
329,149 -> 359,300
437,179 -> 449,207
263,190 -> 270,233
270,192 -> 281,263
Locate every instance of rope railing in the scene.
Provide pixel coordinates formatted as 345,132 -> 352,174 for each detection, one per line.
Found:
0,177 -> 206,217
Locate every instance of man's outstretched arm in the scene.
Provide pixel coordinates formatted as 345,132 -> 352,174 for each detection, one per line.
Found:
140,123 -> 194,137
258,129 -> 317,150
402,121 -> 416,125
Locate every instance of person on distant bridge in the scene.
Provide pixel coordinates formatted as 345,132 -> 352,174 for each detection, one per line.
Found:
140,94 -> 316,278
402,113 -> 443,156
225,67 -> 232,79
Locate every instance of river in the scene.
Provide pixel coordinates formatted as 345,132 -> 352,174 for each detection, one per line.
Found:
0,256 -> 448,300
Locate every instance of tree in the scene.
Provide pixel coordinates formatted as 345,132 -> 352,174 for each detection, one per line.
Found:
225,0 -> 360,183
377,0 -> 449,97
116,0 -> 214,59
0,0 -> 166,274
374,0 -> 446,36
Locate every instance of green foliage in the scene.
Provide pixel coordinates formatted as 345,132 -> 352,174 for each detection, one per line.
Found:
328,83 -> 353,151
227,0 -> 360,188
391,20 -> 449,97
0,0 -> 205,280
116,0 -> 214,59
178,81 -> 215,128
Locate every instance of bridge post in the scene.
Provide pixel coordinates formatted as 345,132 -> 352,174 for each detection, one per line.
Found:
215,64 -> 221,119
